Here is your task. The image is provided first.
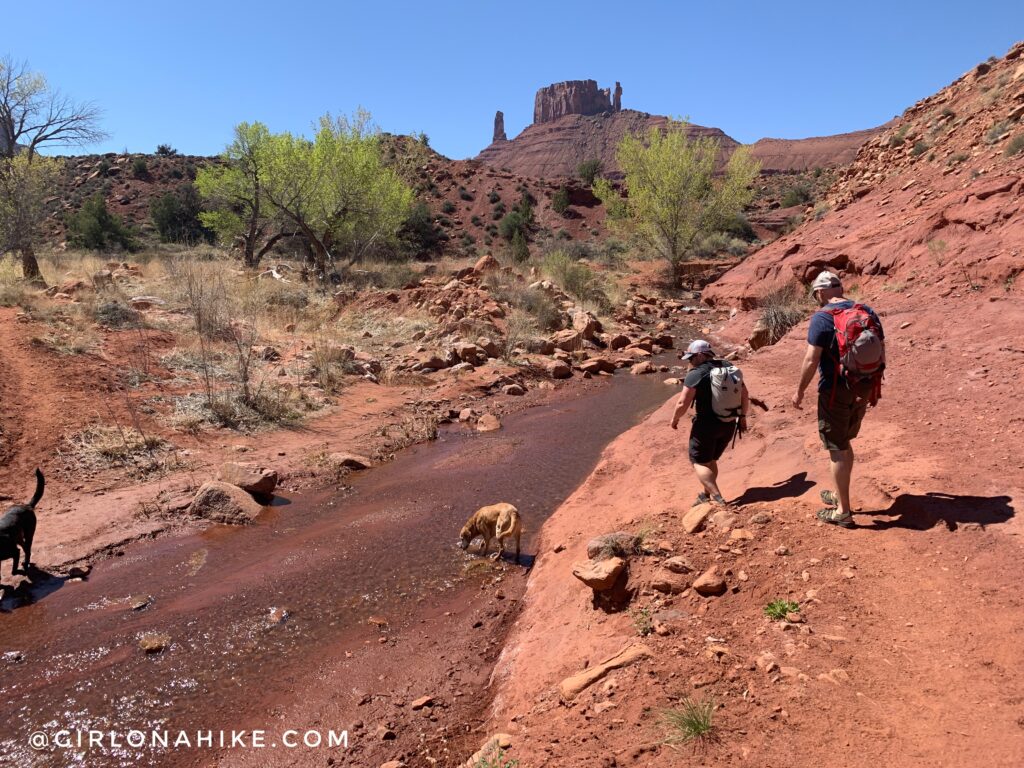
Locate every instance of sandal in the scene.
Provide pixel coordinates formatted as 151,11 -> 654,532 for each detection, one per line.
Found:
820,490 -> 839,508
816,508 -> 854,528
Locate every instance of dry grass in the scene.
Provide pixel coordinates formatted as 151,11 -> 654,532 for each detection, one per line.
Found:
758,285 -> 810,345
60,424 -> 180,478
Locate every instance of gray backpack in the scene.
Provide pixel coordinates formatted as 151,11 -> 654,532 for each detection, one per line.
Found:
710,363 -> 744,422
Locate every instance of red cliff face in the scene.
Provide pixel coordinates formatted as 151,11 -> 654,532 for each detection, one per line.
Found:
477,110 -> 739,180
749,126 -> 890,173
533,80 -> 619,124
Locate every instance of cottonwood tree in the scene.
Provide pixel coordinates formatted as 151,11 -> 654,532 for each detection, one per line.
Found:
595,120 -> 760,278
0,56 -> 105,159
260,112 -> 412,278
0,153 -> 61,283
195,122 -> 285,267
0,56 -> 105,280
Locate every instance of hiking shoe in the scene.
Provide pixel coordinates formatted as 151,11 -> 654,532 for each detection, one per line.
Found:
820,489 -> 839,508
694,492 -> 728,507
816,508 -> 853,528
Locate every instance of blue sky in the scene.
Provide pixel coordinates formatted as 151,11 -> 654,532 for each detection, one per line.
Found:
6,1 -> 1023,159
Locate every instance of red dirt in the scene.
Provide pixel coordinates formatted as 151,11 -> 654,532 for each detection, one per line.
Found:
481,323 -> 1023,766
476,41 -> 1024,768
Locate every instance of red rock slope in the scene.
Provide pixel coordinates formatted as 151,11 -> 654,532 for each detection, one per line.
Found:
750,125 -> 890,172
704,41 -> 1024,310
477,109 -> 739,180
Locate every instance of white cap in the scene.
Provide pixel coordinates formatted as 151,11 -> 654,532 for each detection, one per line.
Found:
811,271 -> 842,291
681,339 -> 715,360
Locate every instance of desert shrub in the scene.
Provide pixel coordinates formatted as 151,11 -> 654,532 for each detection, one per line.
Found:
812,202 -> 831,221
542,250 -> 609,309
66,194 -> 139,252
888,125 -> 909,147
724,237 -> 749,257
460,233 -> 475,247
911,140 -> 929,157
92,300 -> 142,328
346,262 -> 419,291
64,425 -> 172,478
691,231 -> 732,258
758,284 -> 808,344
986,121 -> 1010,144
508,228 -> 529,262
1005,135 -> 1024,157
781,181 -> 813,208
498,210 -> 528,241
661,698 -> 715,743
441,199 -> 456,214
155,144 -> 178,156
458,186 -> 474,201
720,212 -> 757,242
947,153 -> 969,166
487,275 -> 562,331
577,158 -> 603,186
470,215 -> 482,226
150,183 -> 214,245
764,599 -> 800,621
131,157 -> 149,179
552,186 -> 570,215
487,190 -> 501,204
595,237 -> 628,268
399,201 -> 446,256
941,107 -> 956,119
97,158 -> 111,176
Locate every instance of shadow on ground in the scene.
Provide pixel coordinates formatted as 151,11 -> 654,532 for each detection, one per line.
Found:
732,472 -> 816,506
0,565 -> 66,612
860,492 -> 1015,531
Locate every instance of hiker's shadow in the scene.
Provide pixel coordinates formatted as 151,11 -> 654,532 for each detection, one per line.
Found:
860,492 -> 1015,531
732,472 -> 815,506
0,566 -> 66,612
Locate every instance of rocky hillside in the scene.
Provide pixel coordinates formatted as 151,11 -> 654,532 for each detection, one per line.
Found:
477,80 -> 885,179
478,109 -> 739,180
704,41 -> 1024,311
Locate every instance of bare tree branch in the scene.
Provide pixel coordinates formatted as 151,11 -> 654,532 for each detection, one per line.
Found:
0,55 -> 107,159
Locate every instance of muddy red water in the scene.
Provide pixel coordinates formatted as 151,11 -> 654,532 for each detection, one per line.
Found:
0,366 -> 679,767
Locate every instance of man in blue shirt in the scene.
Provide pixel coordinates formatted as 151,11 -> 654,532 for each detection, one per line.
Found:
792,271 -> 883,528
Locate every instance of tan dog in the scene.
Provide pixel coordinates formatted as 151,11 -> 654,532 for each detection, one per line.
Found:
459,503 -> 522,562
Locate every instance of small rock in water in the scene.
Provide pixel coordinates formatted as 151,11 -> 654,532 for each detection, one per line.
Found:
138,632 -> 170,654
476,413 -> 502,432
2,651 -> 24,664
130,595 -> 153,611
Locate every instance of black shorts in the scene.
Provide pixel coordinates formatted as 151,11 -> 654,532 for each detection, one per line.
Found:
817,382 -> 872,452
689,418 -> 737,464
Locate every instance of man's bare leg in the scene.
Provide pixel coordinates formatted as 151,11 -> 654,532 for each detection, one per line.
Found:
829,446 -> 854,516
693,460 -> 723,500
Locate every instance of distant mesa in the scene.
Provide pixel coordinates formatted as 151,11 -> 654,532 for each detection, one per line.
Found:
478,78 -> 886,179
534,79 -> 623,124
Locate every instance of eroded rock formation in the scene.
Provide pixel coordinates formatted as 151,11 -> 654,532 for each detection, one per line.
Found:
533,80 -> 622,124
493,110 -> 507,142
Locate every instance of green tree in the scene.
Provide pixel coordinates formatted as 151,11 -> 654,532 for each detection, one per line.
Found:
577,158 -> 603,186
260,111 -> 413,278
0,154 -> 62,283
552,186 -> 571,216
151,182 -> 214,244
596,120 -> 760,275
67,193 -> 138,252
196,122 -> 287,268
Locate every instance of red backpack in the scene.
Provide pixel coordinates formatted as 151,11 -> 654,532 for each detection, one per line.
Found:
824,304 -> 885,405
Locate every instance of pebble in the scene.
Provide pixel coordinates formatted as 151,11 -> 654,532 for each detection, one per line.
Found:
775,546 -> 790,556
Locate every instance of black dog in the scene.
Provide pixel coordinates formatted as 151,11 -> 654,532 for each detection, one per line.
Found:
0,469 -> 44,579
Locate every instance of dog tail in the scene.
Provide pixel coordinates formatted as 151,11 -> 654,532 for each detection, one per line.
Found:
28,468 -> 44,508
495,509 -> 518,539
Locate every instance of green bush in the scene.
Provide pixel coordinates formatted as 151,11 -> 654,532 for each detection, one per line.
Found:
458,186 -> 473,201
577,158 -> 603,186
470,215 -> 482,226
487,190 -> 501,204
66,194 -> 138,252
131,157 -> 149,179
781,181 -> 813,208
155,144 -> 178,156
542,250 -> 608,308
509,228 -> 529,262
911,140 -> 929,157
441,199 -> 456,214
498,210 -> 528,241
398,201 -> 446,256
552,187 -> 570,216
150,183 -> 214,244
720,213 -> 756,242
1005,134 -> 1024,157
